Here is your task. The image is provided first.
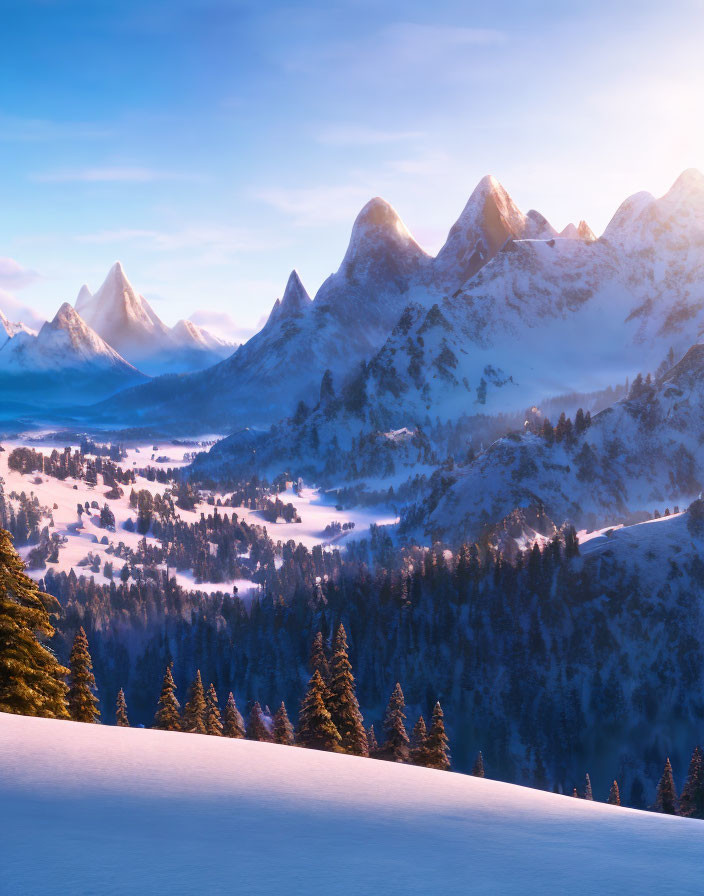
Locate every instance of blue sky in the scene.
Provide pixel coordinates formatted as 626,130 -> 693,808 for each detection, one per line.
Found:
2,0 -> 703,339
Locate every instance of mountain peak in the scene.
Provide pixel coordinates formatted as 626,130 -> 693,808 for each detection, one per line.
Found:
434,175 -> 527,287
75,284 -> 93,313
667,168 -> 704,198
348,197 -> 420,249
280,269 -> 312,315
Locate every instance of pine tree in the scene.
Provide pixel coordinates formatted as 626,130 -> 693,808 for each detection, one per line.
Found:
273,701 -> 295,746
472,751 -> 485,778
154,664 -> 181,731
572,787 -> 579,798
0,527 -> 68,718
655,757 -> 678,814
608,781 -> 621,806
328,624 -> 367,756
205,683 -> 222,736
366,724 -> 379,756
381,682 -> 409,762
222,692 -> 245,738
67,627 -> 100,723
182,670 -> 207,733
425,701 -> 450,771
679,746 -> 704,819
115,688 -> 129,727
410,715 -> 428,766
309,632 -> 330,684
297,670 -> 341,752
584,773 -> 593,801
246,701 -> 271,741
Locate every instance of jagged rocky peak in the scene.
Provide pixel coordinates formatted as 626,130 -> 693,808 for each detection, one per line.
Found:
559,221 -> 596,241
666,167 -> 704,200
524,209 -> 557,239
433,175 -> 529,287
280,269 -> 312,315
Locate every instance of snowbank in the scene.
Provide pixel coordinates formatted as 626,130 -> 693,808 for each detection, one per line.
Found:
1,713 -> 702,895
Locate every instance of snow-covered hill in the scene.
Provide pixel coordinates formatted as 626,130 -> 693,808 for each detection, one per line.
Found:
0,303 -> 145,404
421,342 -> 704,541
1,713 -> 701,895
77,262 -> 234,375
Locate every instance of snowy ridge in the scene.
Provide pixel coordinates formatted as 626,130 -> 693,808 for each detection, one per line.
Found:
1,713 -> 701,895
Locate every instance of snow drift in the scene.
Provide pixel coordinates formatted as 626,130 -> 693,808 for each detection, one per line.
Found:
0,712 -> 702,895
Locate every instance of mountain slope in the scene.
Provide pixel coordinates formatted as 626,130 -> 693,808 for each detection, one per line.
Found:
0,302 -> 145,404
423,343 -> 704,541
2,713 -> 701,895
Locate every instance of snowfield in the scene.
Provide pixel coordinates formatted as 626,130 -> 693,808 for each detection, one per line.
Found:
0,437 -> 398,596
1,713 -> 702,895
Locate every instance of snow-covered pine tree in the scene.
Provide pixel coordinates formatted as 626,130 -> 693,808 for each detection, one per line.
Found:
679,746 -> 704,818
472,751 -> 485,778
381,682 -> 409,762
222,692 -> 245,738
655,758 -> 678,814
410,715 -> 428,766
0,527 -> 68,718
297,670 -> 341,752
425,701 -> 450,771
328,624 -> 367,756
608,781 -> 621,806
116,688 -> 129,727
273,701 -> 295,746
584,773 -> 593,800
153,664 -> 181,731
309,632 -> 330,685
182,670 -> 207,734
205,683 -> 223,736
67,626 -> 100,723
246,701 -> 271,742
366,724 -> 379,756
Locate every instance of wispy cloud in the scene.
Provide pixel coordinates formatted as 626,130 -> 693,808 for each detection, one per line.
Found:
0,114 -> 112,142
316,124 -> 424,146
0,288 -> 46,329
75,225 -> 281,256
189,308 -> 268,344
0,257 -> 41,290
32,166 -> 205,184
255,184 -> 375,227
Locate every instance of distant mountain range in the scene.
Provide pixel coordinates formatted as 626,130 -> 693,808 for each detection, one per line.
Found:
0,262 -> 236,407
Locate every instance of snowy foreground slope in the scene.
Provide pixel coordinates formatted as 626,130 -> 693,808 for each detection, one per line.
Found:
1,714 -> 702,895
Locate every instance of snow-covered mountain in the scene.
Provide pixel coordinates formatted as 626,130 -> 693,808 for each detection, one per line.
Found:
420,342 -> 704,542
0,308 -> 35,347
2,713 -> 701,895
0,302 -> 145,404
559,220 -> 596,241
76,262 -> 234,375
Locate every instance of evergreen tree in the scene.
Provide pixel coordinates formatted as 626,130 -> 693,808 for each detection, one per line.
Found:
153,664 -> 181,731
67,626 -> 100,723
222,692 -> 245,738
273,701 -> 295,746
472,751 -> 485,778
246,701 -> 271,741
182,670 -> 207,733
381,682 -> 409,762
115,688 -> 129,727
425,701 -> 450,771
328,624 -> 367,756
366,724 -> 378,756
608,781 -> 621,806
309,632 -> 330,684
410,715 -> 428,766
679,746 -> 704,819
297,670 -> 341,752
655,757 -> 677,815
584,773 -> 593,801
0,527 -> 68,718
572,787 -> 579,798
205,683 -> 222,736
